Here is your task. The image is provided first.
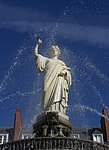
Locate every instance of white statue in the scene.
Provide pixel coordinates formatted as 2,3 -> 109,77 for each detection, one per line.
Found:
34,39 -> 72,114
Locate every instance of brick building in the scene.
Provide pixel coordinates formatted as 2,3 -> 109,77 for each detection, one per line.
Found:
0,107 -> 109,146
0,108 -> 32,144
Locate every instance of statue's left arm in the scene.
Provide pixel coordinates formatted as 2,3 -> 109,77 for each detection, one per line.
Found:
66,70 -> 72,87
59,64 -> 72,87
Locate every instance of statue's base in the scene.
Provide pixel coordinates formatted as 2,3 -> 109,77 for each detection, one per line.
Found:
33,111 -> 72,137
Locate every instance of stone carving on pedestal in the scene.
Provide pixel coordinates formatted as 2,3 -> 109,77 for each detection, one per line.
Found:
33,39 -> 72,137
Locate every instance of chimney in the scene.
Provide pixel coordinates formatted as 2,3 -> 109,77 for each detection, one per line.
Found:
13,108 -> 22,141
101,106 -> 109,142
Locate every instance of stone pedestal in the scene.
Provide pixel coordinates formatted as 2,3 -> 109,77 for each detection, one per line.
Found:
33,111 -> 72,137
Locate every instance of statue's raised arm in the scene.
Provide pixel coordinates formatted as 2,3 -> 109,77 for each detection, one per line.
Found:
34,39 -> 42,56
34,39 -> 49,72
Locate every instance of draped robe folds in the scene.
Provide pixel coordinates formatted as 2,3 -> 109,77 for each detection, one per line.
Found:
35,54 -> 71,113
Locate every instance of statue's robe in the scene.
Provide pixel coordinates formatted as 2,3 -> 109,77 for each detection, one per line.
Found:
35,54 -> 71,113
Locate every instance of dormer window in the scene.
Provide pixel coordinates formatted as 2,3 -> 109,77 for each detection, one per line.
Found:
92,134 -> 104,143
72,134 -> 80,138
22,134 -> 32,139
0,134 -> 9,145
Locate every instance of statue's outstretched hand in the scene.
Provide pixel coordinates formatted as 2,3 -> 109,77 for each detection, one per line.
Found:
37,39 -> 42,46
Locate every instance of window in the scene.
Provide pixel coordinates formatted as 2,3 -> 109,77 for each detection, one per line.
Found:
93,134 -> 104,143
22,134 -> 31,139
72,134 -> 80,138
0,134 -> 9,145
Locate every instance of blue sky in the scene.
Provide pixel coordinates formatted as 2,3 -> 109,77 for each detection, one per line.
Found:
0,0 -> 109,128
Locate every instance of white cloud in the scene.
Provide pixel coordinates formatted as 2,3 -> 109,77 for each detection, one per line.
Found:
57,23 -> 109,46
0,2 -> 109,46
0,2 -> 51,22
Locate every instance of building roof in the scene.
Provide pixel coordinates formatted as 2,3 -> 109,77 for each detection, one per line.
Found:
72,127 -> 103,140
0,127 -> 14,142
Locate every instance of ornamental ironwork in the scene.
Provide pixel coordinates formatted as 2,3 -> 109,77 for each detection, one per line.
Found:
0,138 -> 109,150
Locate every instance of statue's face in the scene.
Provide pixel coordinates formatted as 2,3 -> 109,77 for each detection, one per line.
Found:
49,46 -> 60,58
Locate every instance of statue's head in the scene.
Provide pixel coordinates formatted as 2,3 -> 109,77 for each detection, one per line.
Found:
49,45 -> 60,58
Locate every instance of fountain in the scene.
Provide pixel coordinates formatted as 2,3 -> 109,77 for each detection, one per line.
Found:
0,3 -> 109,149
0,38 -> 109,150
